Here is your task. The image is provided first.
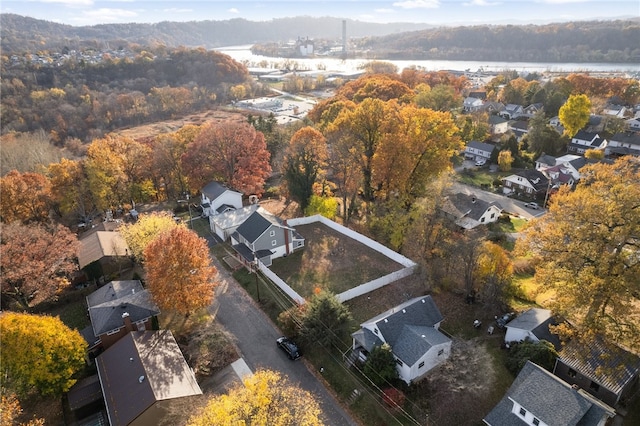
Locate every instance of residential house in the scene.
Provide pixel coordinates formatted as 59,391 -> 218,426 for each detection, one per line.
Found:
201,181 -> 243,217
626,118 -> 640,133
585,115 -> 605,133
468,91 -> 487,100
504,308 -> 561,350
523,103 -> 544,118
96,330 -> 202,426
441,193 -> 502,230
501,170 -> 549,200
464,140 -> 495,162
489,115 -> 509,135
483,361 -> 615,426
351,296 -> 452,384
230,209 -> 304,267
508,120 -> 529,141
549,116 -> 564,134
568,130 -> 607,155
464,96 -> 484,112
209,204 -> 261,242
83,280 -> 160,355
602,104 -> 627,118
483,101 -> 505,115
605,132 -> 640,157
78,227 -> 132,280
499,104 -> 525,120
535,153 -> 587,188
554,337 -> 640,407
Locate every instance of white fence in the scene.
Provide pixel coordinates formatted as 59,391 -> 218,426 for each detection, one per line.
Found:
269,215 -> 417,303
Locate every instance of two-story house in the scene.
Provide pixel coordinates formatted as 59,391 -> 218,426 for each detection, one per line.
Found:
464,140 -> 495,162
568,130 -> 607,155
440,193 -> 502,230
502,170 -> 549,199
201,181 -> 243,217
499,104 -> 525,120
605,132 -> 640,158
489,115 -> 509,135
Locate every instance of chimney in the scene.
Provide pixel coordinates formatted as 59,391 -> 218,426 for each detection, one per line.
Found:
122,311 -> 134,332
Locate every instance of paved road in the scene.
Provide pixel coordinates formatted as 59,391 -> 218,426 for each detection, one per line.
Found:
204,235 -> 358,426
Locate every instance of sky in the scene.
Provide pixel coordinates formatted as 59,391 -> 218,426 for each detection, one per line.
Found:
1,0 -> 638,27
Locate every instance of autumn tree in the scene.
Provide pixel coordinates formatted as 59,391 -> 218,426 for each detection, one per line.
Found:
526,110 -> 566,156
414,84 -> 462,112
497,150 -> 514,172
516,157 -> 640,350
305,194 -> 338,220
363,343 -> 399,386
282,127 -> 328,211
119,211 -> 183,262
144,226 -> 217,316
558,94 -> 591,137
0,170 -> 53,224
149,126 -> 197,200
182,121 -> 271,196
474,241 -> 514,308
187,370 -> 322,426
0,312 -> 86,396
0,389 -> 45,426
48,158 -> 95,219
299,291 -> 352,348
1,222 -> 79,309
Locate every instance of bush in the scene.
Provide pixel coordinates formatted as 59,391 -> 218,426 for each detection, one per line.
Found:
506,339 -> 558,375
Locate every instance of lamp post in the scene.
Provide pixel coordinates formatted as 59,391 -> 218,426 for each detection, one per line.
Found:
177,194 -> 192,229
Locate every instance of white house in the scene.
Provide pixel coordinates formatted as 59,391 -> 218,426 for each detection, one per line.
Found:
499,104 -> 524,120
504,308 -> 560,349
626,118 -> 640,133
502,169 -> 549,199
488,115 -> 509,135
441,193 -> 502,230
351,296 -> 451,385
602,104 -> 627,118
209,204 -> 261,241
463,96 -> 484,112
201,181 -> 243,217
605,132 -> 640,157
568,130 -> 607,155
464,140 -> 495,161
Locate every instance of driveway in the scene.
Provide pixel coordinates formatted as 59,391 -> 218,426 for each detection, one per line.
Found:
451,181 -> 546,220
205,236 -> 358,426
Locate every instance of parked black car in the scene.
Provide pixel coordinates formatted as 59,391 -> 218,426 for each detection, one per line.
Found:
276,336 -> 301,360
495,312 -> 515,329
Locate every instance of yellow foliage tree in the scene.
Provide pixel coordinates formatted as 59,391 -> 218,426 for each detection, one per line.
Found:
474,241 -> 514,307
497,150 -> 514,172
0,389 -> 45,426
0,312 -> 87,396
144,226 -> 217,316
119,211 -> 183,262
187,370 -> 323,426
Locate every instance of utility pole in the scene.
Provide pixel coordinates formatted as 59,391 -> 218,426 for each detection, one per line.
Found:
253,254 -> 260,302
177,193 -> 192,229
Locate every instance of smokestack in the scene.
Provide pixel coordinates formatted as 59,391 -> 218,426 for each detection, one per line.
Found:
122,311 -> 134,332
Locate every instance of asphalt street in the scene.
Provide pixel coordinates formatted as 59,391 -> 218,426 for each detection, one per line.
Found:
450,181 -> 547,219
204,235 -> 358,426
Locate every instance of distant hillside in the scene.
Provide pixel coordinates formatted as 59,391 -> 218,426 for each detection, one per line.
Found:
0,14 -> 432,53
355,20 -> 640,63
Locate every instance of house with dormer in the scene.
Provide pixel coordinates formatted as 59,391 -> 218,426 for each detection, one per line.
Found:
230,209 -> 304,267
626,118 -> 640,133
484,361 -> 615,426
554,337 -> 640,408
82,280 -> 160,356
440,193 -> 502,230
535,153 -> 587,188
351,296 -> 451,384
568,130 -> 607,155
201,181 -> 243,217
523,103 -> 544,118
499,104 -> 525,120
501,170 -> 549,199
605,132 -> 640,158
464,96 -> 484,112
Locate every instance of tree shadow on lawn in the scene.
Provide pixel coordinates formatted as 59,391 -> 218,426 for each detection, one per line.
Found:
269,222 -> 404,298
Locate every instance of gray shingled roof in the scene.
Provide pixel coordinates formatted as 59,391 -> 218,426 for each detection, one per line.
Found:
235,210 -> 286,243
484,361 -> 614,426
362,296 -> 450,366
559,337 -> 640,397
507,308 -> 552,332
467,140 -> 495,154
87,281 -> 159,336
610,132 -> 640,146
514,169 -> 549,192
202,181 -> 232,201
96,330 -> 202,426
442,193 -> 502,222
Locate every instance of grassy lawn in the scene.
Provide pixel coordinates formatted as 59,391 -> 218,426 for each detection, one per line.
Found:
456,168 -> 510,191
512,274 -> 556,307
269,222 -> 403,298
489,216 -> 527,234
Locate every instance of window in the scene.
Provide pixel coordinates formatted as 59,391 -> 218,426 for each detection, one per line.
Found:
590,381 -> 600,392
136,321 -> 146,331
519,407 -> 527,417
396,359 -> 403,366
533,418 -> 540,426
106,327 -> 121,336
491,213 -> 495,219
568,368 -> 577,378
438,349 -> 444,356
481,217 -> 485,223
269,230 -> 276,237
373,328 -> 378,335
418,361 -> 425,369
272,240 -> 277,246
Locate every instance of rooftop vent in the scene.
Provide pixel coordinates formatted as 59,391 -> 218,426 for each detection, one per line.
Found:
122,312 -> 130,318
139,375 -> 145,383
129,357 -> 133,362
421,299 -> 426,303
402,309 -> 406,313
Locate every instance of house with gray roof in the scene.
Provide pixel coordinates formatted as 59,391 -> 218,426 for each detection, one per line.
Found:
501,169 -> 549,199
484,361 -> 615,426
230,209 -> 304,267
441,193 -> 502,230
464,140 -> 496,162
499,104 -> 525,120
504,308 -> 561,350
605,132 -> 640,158
351,296 -> 451,384
209,204 -> 262,241
489,115 -> 509,135
84,280 -> 160,353
200,181 -> 243,217
554,337 -> 640,407
96,330 -> 202,426
568,130 -> 607,155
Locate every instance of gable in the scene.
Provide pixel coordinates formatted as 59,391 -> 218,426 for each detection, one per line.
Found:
235,210 -> 283,243
393,325 -> 450,366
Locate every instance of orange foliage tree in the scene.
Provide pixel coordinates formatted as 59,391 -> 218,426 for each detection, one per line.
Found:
143,227 -> 217,316
0,222 -> 79,309
0,170 -> 53,224
181,121 -> 271,196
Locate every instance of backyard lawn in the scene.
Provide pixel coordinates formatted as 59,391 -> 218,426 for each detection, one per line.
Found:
269,222 -> 404,298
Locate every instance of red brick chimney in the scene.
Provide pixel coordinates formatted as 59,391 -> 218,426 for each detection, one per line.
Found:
122,311 -> 135,332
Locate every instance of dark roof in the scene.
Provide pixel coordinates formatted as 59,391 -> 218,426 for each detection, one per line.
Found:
87,281 -> 159,336
573,130 -> 599,142
484,361 -> 614,426
467,140 -> 495,153
443,193 -> 501,222
202,181 -> 240,201
536,153 -> 557,167
610,132 -> 640,146
469,91 -> 487,100
216,203 -> 235,214
362,296 -> 450,366
96,330 -> 202,426
558,338 -> 640,396
509,120 -> 529,131
488,115 -> 508,125
67,374 -> 103,411
514,169 -> 549,192
235,210 -> 287,243
80,324 -> 101,348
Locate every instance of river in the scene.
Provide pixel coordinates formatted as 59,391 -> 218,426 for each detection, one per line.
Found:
216,45 -> 639,75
